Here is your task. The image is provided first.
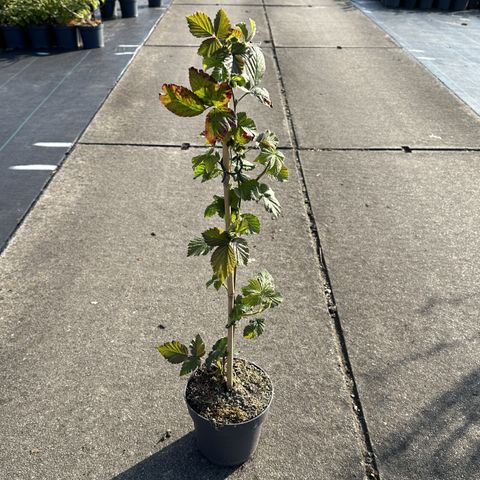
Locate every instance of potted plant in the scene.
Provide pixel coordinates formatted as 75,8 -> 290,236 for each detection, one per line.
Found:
0,0 -> 29,50
51,0 -> 80,50
157,9 -> 286,466
118,0 -> 137,18
76,0 -> 104,49
23,0 -> 55,51
100,0 -> 116,20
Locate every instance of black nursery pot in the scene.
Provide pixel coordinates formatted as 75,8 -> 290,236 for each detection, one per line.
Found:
437,0 -> 451,9
148,0 -> 162,6
79,24 -> 104,49
101,0 -> 117,20
27,25 -> 52,51
119,0 -> 138,18
185,364 -> 273,466
450,0 -> 469,9
382,0 -> 401,7
53,25 -> 79,50
418,0 -> 434,8
2,25 -> 28,50
402,0 -> 417,8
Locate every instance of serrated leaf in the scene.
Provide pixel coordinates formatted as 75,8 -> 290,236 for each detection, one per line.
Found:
186,11 -> 214,38
157,341 -> 189,364
198,37 -> 222,58
189,334 -> 206,358
241,271 -> 283,308
206,337 -> 228,366
242,44 -> 265,87
206,273 -> 224,290
211,244 -> 236,281
241,213 -> 261,234
187,237 -> 212,256
214,8 -> 231,39
259,183 -> 282,217
160,84 -> 205,117
180,356 -> 201,376
231,237 -> 249,266
276,164 -> 289,182
255,149 -> 285,176
202,227 -> 229,247
205,107 -> 235,145
256,130 -> 278,151
251,86 -> 272,108
234,179 -> 262,201
249,18 -> 256,41
189,68 -> 232,108
204,195 -> 224,218
244,318 -> 265,339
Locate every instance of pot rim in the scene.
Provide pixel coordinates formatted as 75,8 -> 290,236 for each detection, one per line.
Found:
184,357 -> 274,427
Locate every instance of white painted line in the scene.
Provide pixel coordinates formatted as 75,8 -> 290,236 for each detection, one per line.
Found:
418,57 -> 436,61
118,44 -> 140,48
115,52 -> 136,55
9,165 -> 57,171
34,142 -> 73,148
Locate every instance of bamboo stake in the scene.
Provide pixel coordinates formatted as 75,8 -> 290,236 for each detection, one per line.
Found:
223,141 -> 235,390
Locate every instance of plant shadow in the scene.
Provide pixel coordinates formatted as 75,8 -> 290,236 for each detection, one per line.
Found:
112,432 -> 240,480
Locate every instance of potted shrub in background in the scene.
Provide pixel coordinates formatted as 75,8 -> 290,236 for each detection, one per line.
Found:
100,0 -> 116,20
24,0 -> 55,51
119,0 -> 138,18
0,0 -> 29,50
157,9 -> 286,466
76,0 -> 104,49
51,0 -> 80,50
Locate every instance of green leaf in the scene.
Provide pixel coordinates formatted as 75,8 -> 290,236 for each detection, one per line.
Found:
256,130 -> 279,151
189,68 -> 232,108
255,149 -> 285,176
180,356 -> 201,376
251,86 -> 272,108
211,244 -> 236,281
206,273 -> 224,290
198,37 -> 222,58
240,213 -> 261,234
204,196 -> 224,218
186,11 -> 214,38
157,341 -> 189,364
214,8 -> 231,39
202,227 -> 229,247
160,84 -> 205,117
229,295 -> 247,325
242,44 -> 265,87
235,179 -> 262,201
187,237 -> 212,256
191,148 -> 222,181
190,334 -> 206,358
205,107 -> 235,145
249,18 -> 256,41
231,237 -> 249,266
206,337 -> 228,367
259,184 -> 282,217
233,112 -> 256,145
241,271 -> 283,308
276,165 -> 289,182
244,318 -> 265,339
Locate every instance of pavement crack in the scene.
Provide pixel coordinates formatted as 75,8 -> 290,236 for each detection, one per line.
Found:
261,1 -> 381,479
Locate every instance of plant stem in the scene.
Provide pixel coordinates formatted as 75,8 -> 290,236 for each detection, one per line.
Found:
223,141 -> 235,390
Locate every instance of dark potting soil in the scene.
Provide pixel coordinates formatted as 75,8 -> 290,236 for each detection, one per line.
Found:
186,358 -> 273,424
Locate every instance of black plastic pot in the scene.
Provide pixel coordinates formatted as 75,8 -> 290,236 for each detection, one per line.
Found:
53,25 -> 79,50
403,0 -> 417,8
185,364 -> 273,466
101,0 -> 117,20
418,0 -> 434,8
451,0 -> 469,9
149,0 -> 162,6
383,0 -> 401,7
79,24 -> 104,49
467,0 -> 479,8
119,0 -> 138,18
27,25 -> 52,51
437,0 -> 451,8
2,25 -> 28,50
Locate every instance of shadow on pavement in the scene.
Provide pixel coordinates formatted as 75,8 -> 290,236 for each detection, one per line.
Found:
112,433 -> 240,480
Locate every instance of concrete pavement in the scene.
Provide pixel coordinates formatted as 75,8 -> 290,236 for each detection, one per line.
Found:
1,0 -> 479,479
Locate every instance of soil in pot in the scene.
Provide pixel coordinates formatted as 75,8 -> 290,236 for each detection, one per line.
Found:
27,25 -> 53,51
186,358 -> 273,424
101,0 -> 117,20
2,25 -> 28,50
79,23 -> 104,49
119,0 -> 138,18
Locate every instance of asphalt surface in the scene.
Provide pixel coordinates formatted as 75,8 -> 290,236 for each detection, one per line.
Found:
0,0 -> 171,252
1,0 -> 479,479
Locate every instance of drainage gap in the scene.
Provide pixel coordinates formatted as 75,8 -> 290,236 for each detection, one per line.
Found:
261,1 -> 381,479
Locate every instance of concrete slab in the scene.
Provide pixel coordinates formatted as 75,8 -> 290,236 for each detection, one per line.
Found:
301,150 -> 480,479
267,5 -> 396,47
81,46 -> 291,147
0,144 -> 363,479
277,47 -> 480,148
147,4 -> 271,45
